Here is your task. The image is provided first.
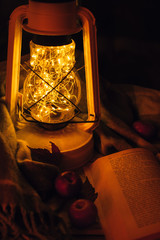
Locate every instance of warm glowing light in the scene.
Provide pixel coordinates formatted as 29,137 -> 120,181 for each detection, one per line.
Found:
23,40 -> 81,124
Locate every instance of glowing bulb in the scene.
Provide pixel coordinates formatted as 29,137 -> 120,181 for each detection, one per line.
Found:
23,40 -> 81,124
30,61 -> 34,66
32,54 -> 37,59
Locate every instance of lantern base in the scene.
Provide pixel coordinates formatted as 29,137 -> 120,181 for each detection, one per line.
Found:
37,121 -> 68,131
16,122 -> 95,170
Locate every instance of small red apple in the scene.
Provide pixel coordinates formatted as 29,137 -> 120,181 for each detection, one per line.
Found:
54,171 -> 82,198
68,199 -> 97,228
133,120 -> 156,140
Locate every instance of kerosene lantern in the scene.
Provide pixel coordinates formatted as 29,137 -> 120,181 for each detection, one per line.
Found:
5,0 -> 100,169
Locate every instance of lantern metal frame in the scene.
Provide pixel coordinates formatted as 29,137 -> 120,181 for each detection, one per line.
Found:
5,0 -> 100,169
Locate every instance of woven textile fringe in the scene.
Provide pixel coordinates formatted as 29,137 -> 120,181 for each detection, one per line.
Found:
0,99 -> 69,240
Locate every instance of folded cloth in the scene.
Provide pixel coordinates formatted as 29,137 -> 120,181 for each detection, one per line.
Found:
0,99 -> 69,240
95,81 -> 160,157
1,55 -> 160,238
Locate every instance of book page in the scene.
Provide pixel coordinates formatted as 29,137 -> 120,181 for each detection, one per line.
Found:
84,148 -> 160,240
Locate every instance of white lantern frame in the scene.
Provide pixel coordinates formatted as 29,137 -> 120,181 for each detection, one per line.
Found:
5,0 -> 100,169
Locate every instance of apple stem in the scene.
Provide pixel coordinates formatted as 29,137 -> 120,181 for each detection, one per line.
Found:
76,202 -> 84,209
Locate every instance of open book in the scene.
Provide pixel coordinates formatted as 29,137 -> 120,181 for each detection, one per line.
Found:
84,148 -> 160,240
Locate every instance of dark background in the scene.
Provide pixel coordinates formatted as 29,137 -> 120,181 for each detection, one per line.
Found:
1,0 -> 160,89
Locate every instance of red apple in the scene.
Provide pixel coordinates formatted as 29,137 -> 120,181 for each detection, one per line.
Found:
133,120 -> 156,140
54,171 -> 82,198
68,199 -> 97,228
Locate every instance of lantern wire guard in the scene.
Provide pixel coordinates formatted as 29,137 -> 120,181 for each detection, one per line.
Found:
22,40 -> 81,126
5,1 -> 100,169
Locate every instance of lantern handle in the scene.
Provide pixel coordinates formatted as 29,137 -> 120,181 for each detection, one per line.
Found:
77,7 -> 100,132
6,5 -> 28,122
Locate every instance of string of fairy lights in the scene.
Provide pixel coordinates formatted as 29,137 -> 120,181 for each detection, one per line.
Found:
22,40 -> 82,124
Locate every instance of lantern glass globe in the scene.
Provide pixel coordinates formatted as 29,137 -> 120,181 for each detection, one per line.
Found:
23,40 -> 81,124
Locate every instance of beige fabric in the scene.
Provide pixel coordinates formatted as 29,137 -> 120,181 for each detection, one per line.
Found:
0,100 -> 69,240
1,56 -> 160,237
96,82 -> 160,157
